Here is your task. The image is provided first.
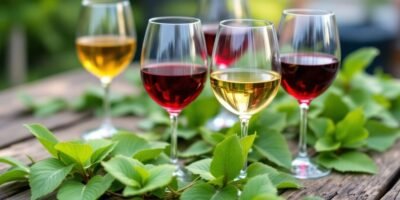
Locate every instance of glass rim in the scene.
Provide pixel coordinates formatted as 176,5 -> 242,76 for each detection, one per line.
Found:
219,19 -> 274,29
149,16 -> 201,25
283,9 -> 334,16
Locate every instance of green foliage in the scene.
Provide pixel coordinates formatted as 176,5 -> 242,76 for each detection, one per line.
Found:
29,158 -> 74,200
341,47 -> 380,82
253,129 -> 292,169
180,183 -> 216,200
210,135 -> 245,185
5,47 -> 400,198
57,174 -> 114,200
247,162 -> 301,189
25,124 -> 59,156
240,174 -> 277,200
316,152 -> 377,174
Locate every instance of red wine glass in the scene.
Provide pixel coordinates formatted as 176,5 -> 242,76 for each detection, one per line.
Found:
278,9 -> 341,179
211,19 -> 281,179
140,17 -> 208,181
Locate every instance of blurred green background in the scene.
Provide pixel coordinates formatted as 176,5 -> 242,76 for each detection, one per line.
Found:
0,0 -> 399,90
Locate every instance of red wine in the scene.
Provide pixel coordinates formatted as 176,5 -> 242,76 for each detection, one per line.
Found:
281,53 -> 339,104
203,24 -> 219,57
141,63 -> 207,113
213,30 -> 248,67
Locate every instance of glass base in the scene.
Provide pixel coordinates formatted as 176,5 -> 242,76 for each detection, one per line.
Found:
172,159 -> 192,183
206,109 -> 237,131
292,155 -> 330,179
82,124 -> 118,140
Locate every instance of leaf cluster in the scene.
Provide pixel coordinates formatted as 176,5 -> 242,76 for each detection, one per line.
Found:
0,124 -> 300,200
7,47 -> 400,199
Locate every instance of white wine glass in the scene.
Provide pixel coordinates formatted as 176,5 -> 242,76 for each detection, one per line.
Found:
76,0 -> 136,140
210,19 -> 281,178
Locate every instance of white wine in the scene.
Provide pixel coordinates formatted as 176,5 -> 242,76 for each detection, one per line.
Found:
76,36 -> 136,80
210,69 -> 281,116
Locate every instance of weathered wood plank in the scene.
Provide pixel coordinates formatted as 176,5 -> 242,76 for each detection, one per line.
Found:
0,69 -> 137,148
282,142 -> 400,200
0,70 -> 94,122
0,183 -> 29,200
381,179 -> 400,200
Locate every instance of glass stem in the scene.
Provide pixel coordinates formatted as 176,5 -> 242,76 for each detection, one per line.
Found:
101,79 -> 112,128
239,115 -> 250,178
298,103 -> 309,158
169,113 -> 179,165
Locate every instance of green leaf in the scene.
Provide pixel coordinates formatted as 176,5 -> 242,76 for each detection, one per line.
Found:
88,140 -> 116,164
29,158 -> 74,200
316,152 -> 377,174
19,93 -> 37,110
180,141 -> 213,158
0,157 -> 29,172
183,96 -> 219,128
321,92 -> 350,122
253,129 -> 292,169
240,134 -> 256,161
366,120 -> 400,152
210,135 -> 244,183
34,98 -> 68,117
25,124 -> 59,157
0,168 -> 29,185
276,101 -> 299,126
177,129 -> 199,140
133,148 -> 165,162
57,174 -> 114,200
181,183 -> 216,200
315,136 -> 341,152
210,185 -> 238,200
342,47 -> 379,80
308,118 -> 335,138
199,127 -> 225,146
253,111 -> 287,132
102,156 -> 143,187
240,174 -> 277,200
391,97 -> 400,119
335,108 -> 368,148
187,159 -> 215,181
111,132 -> 149,157
347,88 -> 386,118
132,141 -> 168,162
111,100 -> 148,117
247,162 -> 301,189
55,142 -> 93,167
123,165 -> 175,196
252,194 -> 284,200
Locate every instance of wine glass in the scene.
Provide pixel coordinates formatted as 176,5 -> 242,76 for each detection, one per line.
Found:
76,0 -> 136,140
278,9 -> 341,179
198,0 -> 250,131
211,19 -> 281,178
140,17 -> 208,180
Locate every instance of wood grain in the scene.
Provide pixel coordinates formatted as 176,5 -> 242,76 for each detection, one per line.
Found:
381,179 -> 400,200
0,68 -> 137,148
282,142 -> 400,200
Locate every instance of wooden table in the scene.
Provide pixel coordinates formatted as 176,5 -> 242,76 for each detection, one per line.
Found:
0,69 -> 399,200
